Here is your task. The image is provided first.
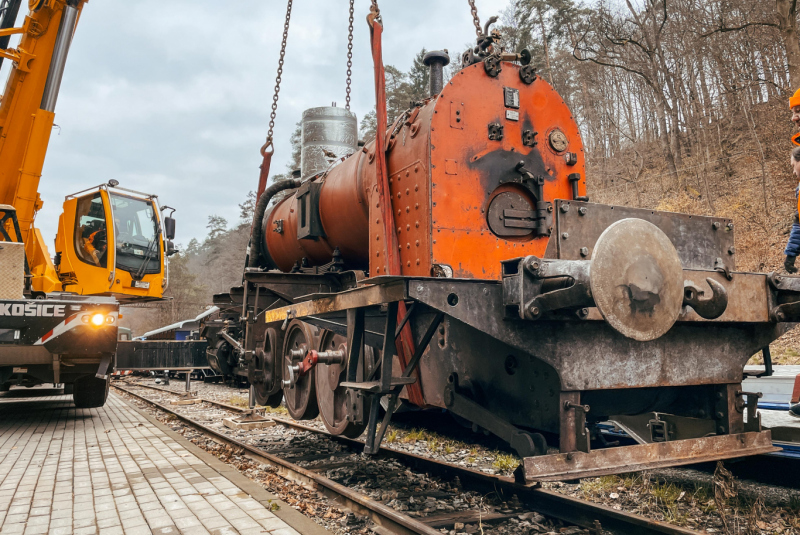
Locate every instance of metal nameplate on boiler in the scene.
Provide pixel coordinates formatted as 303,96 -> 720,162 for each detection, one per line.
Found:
506,110 -> 520,121
504,87 -> 520,109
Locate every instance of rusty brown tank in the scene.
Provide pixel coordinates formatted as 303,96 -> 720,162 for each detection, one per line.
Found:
261,61 -> 586,279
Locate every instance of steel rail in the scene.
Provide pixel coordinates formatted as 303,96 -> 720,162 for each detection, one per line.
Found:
113,384 -> 700,535
112,385 -> 440,535
118,381 -> 248,413
270,419 -> 701,535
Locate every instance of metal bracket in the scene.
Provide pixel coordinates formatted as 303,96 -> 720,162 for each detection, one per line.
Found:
95,355 -> 111,380
714,257 -> 732,281
738,390 -> 763,433
444,374 -> 547,458
295,181 -> 325,241
488,122 -> 503,141
501,255 -> 593,320
648,417 -> 671,442
361,311 -> 444,455
564,400 -> 591,453
522,129 -> 538,147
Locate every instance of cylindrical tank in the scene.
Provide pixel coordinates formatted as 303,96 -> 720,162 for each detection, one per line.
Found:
300,107 -> 358,179
263,61 -> 587,279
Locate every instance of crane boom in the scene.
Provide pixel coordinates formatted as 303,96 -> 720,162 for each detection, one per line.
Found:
0,0 -> 83,291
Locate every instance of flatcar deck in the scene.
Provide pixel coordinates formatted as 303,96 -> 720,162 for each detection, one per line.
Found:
0,387 -> 326,535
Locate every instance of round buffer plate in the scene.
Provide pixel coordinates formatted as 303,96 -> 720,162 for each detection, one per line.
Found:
590,218 -> 683,341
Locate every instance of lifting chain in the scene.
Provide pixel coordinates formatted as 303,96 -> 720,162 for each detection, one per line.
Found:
263,0 -> 293,153
468,0 -> 482,38
345,0 -> 354,111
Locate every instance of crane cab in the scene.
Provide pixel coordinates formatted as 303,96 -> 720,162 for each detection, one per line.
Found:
53,182 -> 176,303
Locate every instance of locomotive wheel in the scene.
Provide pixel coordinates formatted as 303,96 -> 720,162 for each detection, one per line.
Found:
207,339 -> 232,376
315,330 -> 374,438
282,320 -> 320,420
265,389 -> 284,408
251,327 -> 282,406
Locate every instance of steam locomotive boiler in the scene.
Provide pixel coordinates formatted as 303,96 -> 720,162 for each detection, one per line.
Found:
203,46 -> 800,481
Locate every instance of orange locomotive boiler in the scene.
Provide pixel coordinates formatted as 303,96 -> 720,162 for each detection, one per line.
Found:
205,43 -> 799,482
259,57 -> 585,280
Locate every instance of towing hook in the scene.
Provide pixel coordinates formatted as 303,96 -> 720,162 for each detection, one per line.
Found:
683,278 -> 728,320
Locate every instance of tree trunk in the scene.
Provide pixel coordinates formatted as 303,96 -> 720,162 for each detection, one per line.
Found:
776,0 -> 800,88
654,92 -> 680,189
538,7 -> 554,86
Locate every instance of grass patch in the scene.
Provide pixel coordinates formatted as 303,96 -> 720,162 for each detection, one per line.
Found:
402,428 -> 429,443
261,403 -> 288,415
385,429 -> 398,443
228,395 -> 249,408
492,453 -> 519,472
580,475 -> 620,495
651,482 -> 683,507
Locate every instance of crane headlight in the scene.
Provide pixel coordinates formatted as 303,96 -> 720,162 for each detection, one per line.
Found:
90,313 -> 105,326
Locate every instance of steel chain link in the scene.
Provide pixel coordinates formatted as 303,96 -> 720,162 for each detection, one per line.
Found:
345,0 -> 354,110
468,0 -> 482,38
266,0 -> 293,148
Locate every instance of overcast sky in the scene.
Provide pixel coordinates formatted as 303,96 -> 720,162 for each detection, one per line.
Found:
2,0 -> 508,250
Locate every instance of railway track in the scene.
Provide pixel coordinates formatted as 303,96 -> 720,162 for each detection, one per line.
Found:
122,380 -> 800,488
112,382 -> 701,535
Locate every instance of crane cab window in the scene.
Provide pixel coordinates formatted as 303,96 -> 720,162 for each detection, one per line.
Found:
74,194 -> 108,268
110,193 -> 160,275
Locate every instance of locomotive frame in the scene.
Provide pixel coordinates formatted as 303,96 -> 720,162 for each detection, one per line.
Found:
202,198 -> 798,482
197,50 -> 800,482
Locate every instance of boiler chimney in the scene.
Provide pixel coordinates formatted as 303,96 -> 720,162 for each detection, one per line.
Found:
423,50 -> 450,98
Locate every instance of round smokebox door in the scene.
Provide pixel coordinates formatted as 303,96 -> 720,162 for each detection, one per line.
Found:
487,191 -> 534,237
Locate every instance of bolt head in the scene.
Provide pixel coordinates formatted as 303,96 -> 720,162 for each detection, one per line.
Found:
579,247 -> 589,257
578,207 -> 587,216
712,222 -> 720,230
561,232 -> 569,239
560,204 -> 570,213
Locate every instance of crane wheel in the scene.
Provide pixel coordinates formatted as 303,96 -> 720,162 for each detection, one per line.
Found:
72,375 -> 109,408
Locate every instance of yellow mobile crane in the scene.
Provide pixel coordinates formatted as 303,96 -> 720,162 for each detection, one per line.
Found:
0,0 -> 176,300
0,0 -> 176,404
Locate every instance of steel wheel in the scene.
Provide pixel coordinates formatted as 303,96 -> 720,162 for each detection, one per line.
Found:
315,330 -> 374,438
282,320 -> 320,420
251,327 -> 282,406
207,339 -> 232,377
